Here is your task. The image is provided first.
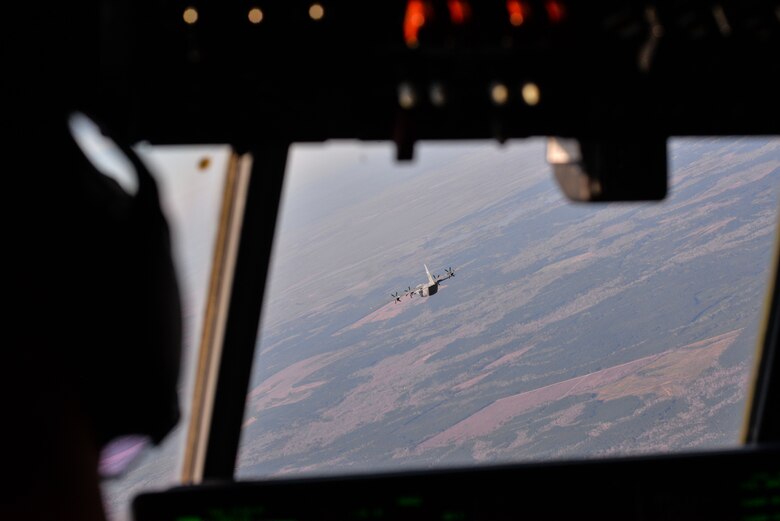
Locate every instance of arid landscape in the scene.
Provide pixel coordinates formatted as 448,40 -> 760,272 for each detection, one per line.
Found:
237,138 -> 779,478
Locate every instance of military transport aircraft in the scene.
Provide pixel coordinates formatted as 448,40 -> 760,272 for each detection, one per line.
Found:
391,264 -> 456,303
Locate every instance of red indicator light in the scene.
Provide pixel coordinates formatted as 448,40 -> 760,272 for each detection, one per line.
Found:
404,0 -> 431,48
545,0 -> 565,23
506,0 -> 529,27
447,0 -> 471,25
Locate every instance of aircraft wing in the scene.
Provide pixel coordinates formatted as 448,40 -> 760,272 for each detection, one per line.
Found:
434,267 -> 456,283
390,285 -> 417,303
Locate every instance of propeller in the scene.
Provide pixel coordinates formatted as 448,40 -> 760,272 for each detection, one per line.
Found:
391,292 -> 401,303
406,286 -> 414,297
445,267 -> 455,277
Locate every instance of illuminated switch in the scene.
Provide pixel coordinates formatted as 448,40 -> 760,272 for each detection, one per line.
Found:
447,0 -> 471,25
404,0 -> 432,48
506,0 -> 530,27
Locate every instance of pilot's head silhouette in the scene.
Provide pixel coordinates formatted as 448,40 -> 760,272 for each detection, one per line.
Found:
6,113 -> 183,520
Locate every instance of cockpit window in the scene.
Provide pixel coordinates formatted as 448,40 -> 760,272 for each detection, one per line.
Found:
237,138 -> 779,478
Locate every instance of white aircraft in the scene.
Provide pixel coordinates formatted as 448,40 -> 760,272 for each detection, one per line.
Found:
391,265 -> 456,303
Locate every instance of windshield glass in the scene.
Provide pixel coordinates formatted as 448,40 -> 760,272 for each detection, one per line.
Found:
237,137 -> 779,478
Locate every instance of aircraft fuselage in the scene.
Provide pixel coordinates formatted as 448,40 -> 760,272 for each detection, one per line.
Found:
414,282 -> 438,297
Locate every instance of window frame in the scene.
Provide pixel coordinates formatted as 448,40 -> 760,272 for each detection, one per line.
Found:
188,140 -> 780,482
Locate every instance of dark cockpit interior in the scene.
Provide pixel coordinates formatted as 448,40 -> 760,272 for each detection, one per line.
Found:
7,1 -> 780,520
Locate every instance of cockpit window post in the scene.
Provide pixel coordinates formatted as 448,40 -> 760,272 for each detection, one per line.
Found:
195,143 -> 289,481
744,216 -> 780,445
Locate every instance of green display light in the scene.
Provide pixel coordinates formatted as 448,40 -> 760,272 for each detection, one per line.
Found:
397,496 -> 423,508
743,498 -> 769,508
740,515 -> 769,521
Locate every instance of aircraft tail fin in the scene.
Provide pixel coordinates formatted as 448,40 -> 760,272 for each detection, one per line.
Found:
424,264 -> 436,285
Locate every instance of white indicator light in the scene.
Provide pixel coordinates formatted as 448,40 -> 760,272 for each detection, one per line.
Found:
521,82 -> 540,106
309,3 -> 324,21
398,83 -> 416,109
183,7 -> 199,24
248,7 -> 264,24
491,83 -> 509,105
